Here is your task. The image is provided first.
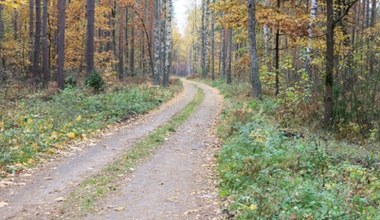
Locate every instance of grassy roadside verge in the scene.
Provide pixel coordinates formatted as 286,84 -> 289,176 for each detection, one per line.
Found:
204,79 -> 380,219
58,87 -> 205,218
0,82 -> 182,177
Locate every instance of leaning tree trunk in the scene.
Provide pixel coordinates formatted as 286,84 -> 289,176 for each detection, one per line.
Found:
248,0 -> 262,98
57,0 -> 66,89
152,0 -> 161,85
42,0 -> 50,87
32,0 -> 42,85
85,0 -> 96,75
163,0 -> 173,87
118,5 -> 126,80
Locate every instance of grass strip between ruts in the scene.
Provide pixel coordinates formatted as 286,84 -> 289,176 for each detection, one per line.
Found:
59,86 -> 205,218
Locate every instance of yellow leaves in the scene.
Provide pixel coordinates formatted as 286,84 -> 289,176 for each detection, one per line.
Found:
76,115 -> 82,122
0,121 -> 4,131
249,204 -> 257,211
67,132 -> 76,139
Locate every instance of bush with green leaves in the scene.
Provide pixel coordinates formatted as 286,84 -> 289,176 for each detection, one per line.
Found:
85,71 -> 105,92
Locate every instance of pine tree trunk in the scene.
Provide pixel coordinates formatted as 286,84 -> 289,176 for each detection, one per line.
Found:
221,27 -> 226,79
13,5 -> 18,40
57,0 -> 66,90
274,0 -> 280,96
211,0 -> 215,81
119,5 -> 126,80
42,0 -> 50,87
248,0 -> 262,98
324,0 -> 335,126
130,9 -> 135,77
0,5 -> 3,86
29,0 -> 34,75
86,0 -> 95,75
226,28 -> 232,84
32,0 -> 42,85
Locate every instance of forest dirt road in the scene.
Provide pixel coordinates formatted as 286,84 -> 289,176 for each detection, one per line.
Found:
0,79 -> 223,220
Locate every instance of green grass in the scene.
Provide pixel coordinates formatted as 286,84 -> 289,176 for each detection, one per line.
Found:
0,83 -> 182,176
59,87 -> 205,218
205,80 -> 380,219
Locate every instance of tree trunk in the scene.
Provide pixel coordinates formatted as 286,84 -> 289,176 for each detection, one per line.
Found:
86,0 -> 95,75
201,0 -> 206,78
226,28 -> 232,84
324,0 -> 335,126
57,0 -> 66,90
221,27 -> 226,79
160,0 -> 167,80
13,5 -> 18,40
163,0 -> 173,87
248,0 -> 262,98
305,0 -> 317,80
130,9 -> 135,77
153,0 -> 161,85
274,0 -> 280,96
119,5 -> 126,80
0,5 -> 3,86
29,0 -> 34,75
42,0 -> 50,87
32,0 -> 42,85
211,0 -> 215,81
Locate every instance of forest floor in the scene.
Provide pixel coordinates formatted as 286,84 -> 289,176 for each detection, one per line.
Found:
0,79 -> 223,219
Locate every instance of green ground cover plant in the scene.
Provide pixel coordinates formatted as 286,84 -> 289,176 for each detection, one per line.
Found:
0,82 -> 182,176
208,79 -> 380,219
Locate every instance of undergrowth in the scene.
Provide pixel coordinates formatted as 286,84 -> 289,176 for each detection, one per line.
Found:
0,82 -> 182,176
207,79 -> 380,219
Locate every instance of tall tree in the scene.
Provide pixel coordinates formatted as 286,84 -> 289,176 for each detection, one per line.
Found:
248,0 -> 262,98
13,4 -> 18,40
211,0 -> 215,81
32,0 -> 42,84
130,9 -> 135,77
163,0 -> 173,87
201,0 -> 206,78
226,28 -> 232,84
0,4 -> 3,86
274,0 -> 280,96
29,0 -> 34,74
57,0 -> 66,89
305,0 -> 317,79
86,0 -> 96,75
119,4 -> 126,80
42,0 -> 49,87
153,0 -> 160,85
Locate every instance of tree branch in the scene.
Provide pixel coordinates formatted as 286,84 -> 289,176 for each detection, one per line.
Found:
333,0 -> 359,26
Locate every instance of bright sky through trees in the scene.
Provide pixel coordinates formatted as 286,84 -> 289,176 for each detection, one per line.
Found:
174,0 -> 198,35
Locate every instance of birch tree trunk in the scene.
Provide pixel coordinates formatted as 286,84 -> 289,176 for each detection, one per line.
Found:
263,0 -> 270,70
57,0 -> 66,89
305,0 -> 317,79
248,0 -> 262,98
163,0 -> 172,87
201,0 -> 206,78
86,0 -> 96,75
153,0 -> 161,85
160,0 -> 167,79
